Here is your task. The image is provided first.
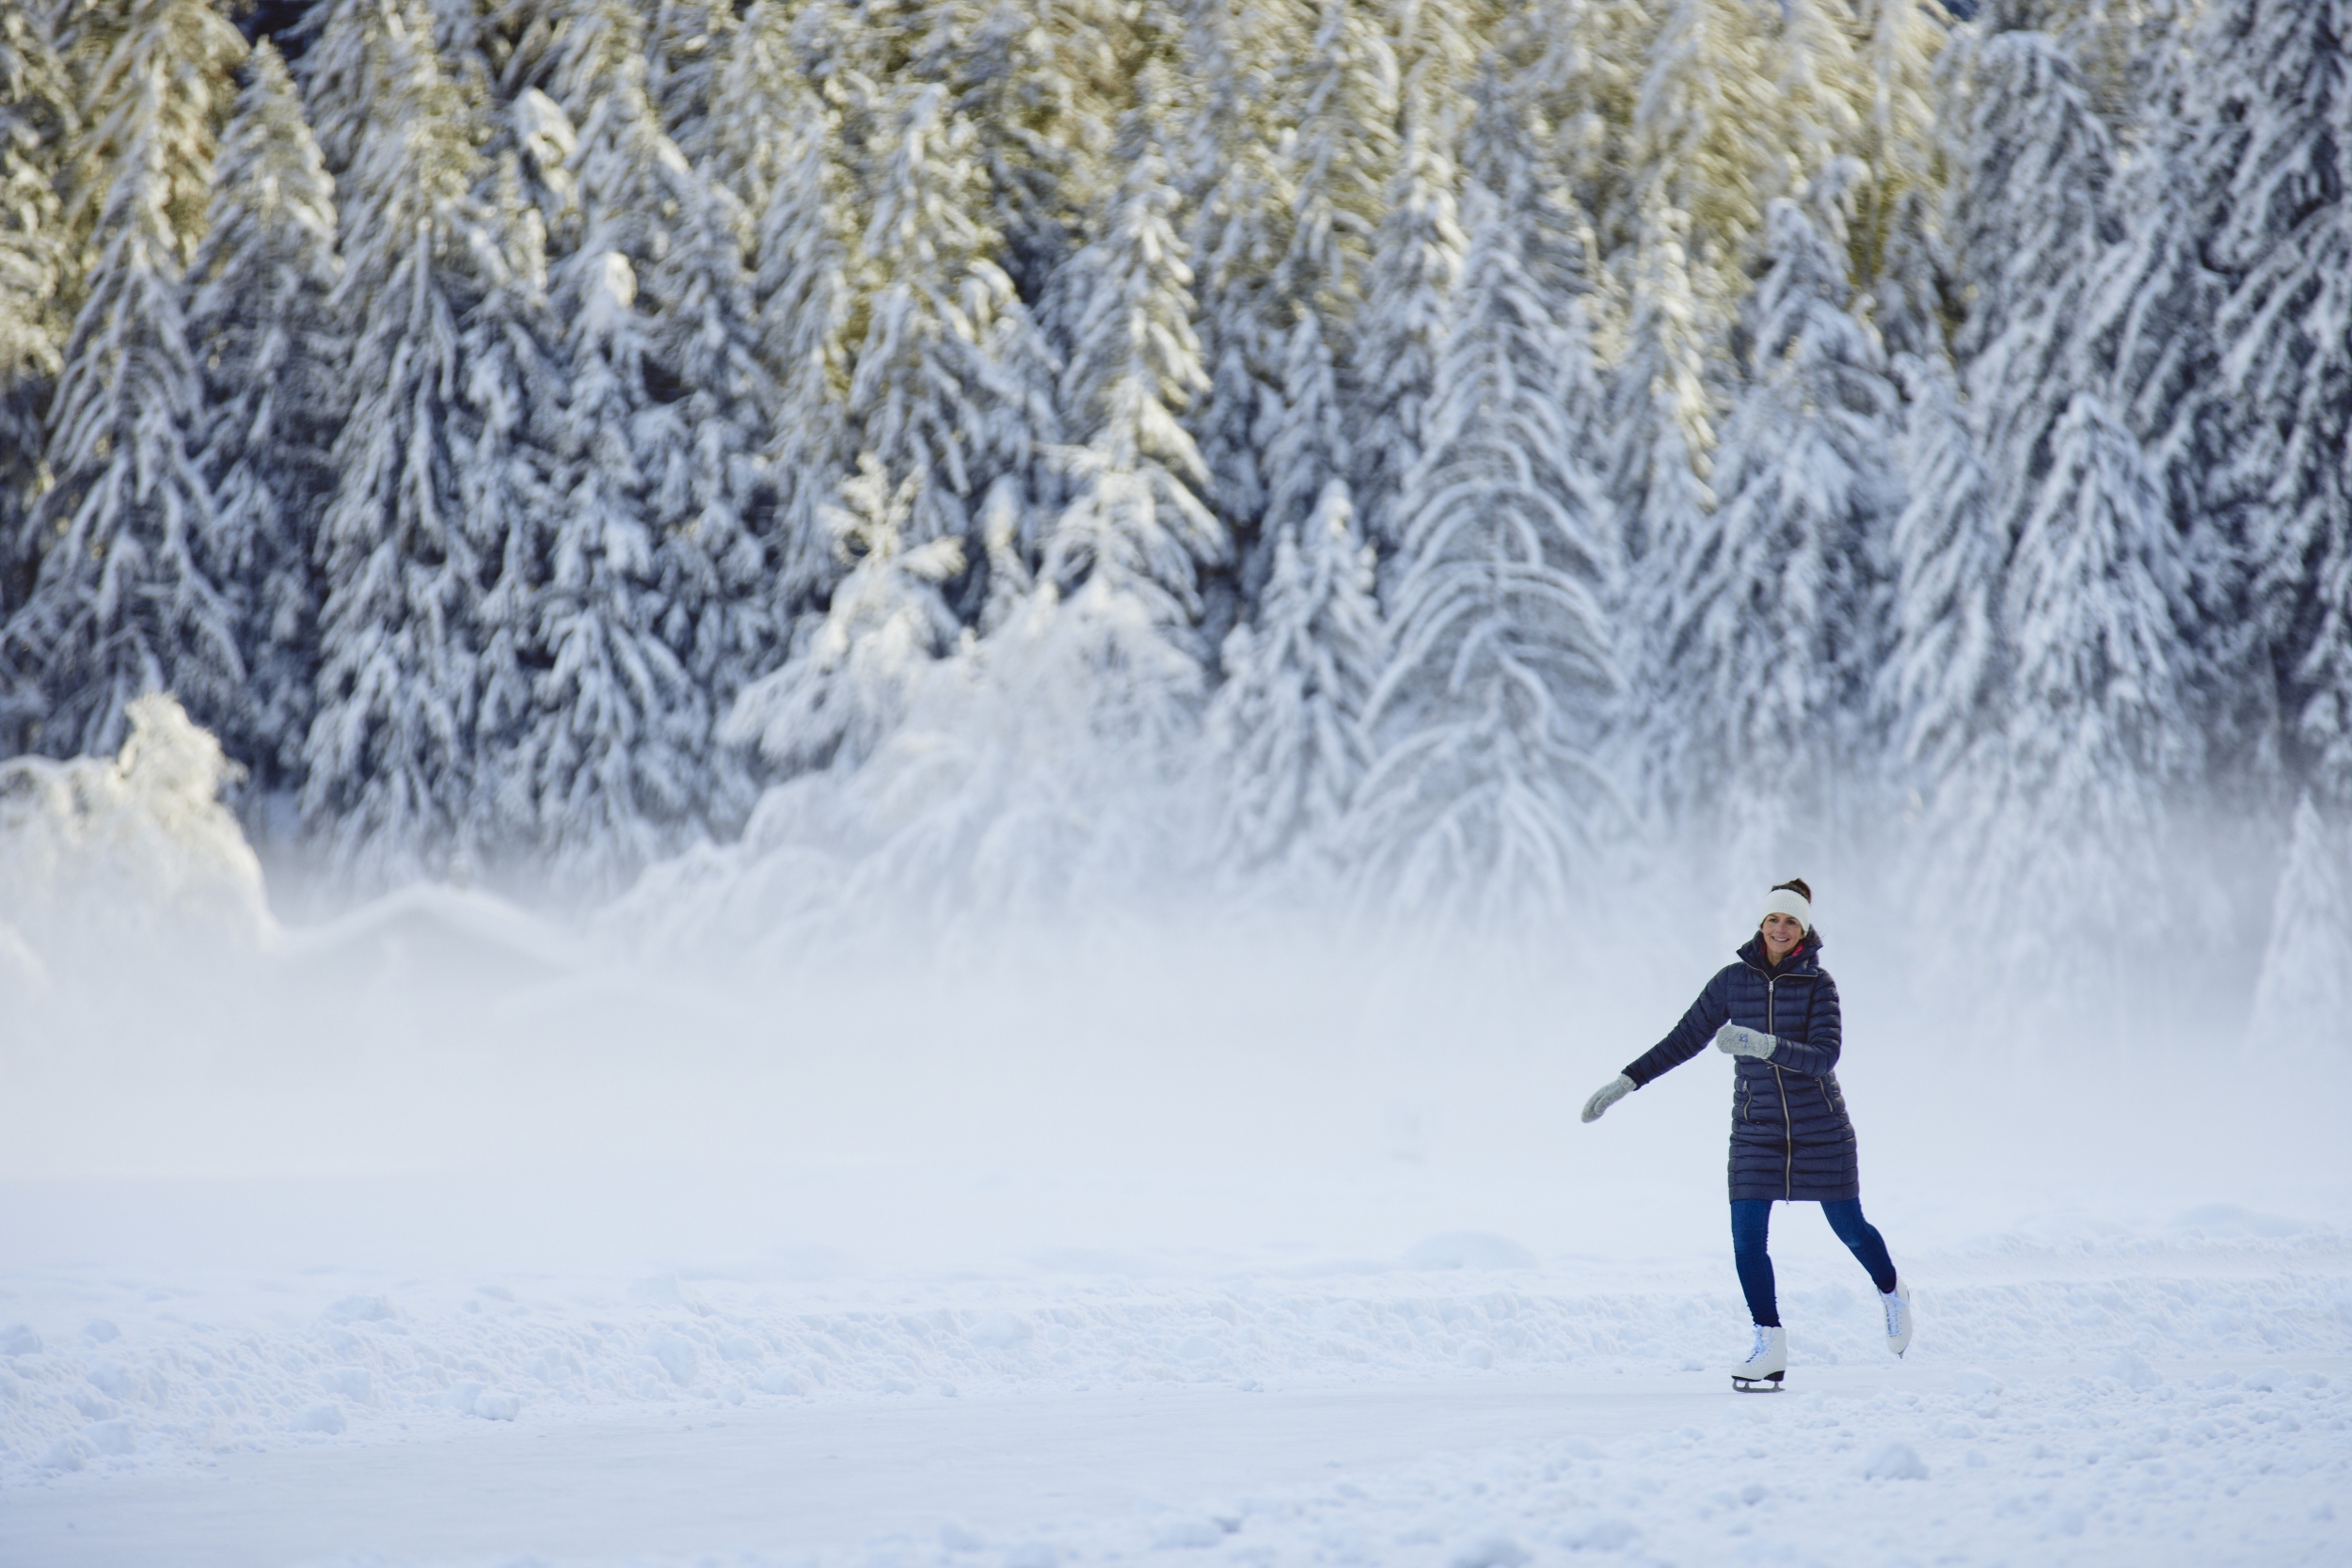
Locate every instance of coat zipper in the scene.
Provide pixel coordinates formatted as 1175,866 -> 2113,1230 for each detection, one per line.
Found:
1740,955 -> 1816,1196
1769,976 -> 1792,1198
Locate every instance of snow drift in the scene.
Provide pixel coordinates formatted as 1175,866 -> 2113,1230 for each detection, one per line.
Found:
0,694 -> 275,989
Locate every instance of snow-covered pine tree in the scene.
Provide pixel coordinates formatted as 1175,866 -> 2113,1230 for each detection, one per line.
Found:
564,0 -> 779,816
1388,0 -> 1486,105
705,0 -> 802,226
1258,310 -> 1350,598
301,0 -> 501,884
750,74 -> 860,615
1454,49 -> 1599,380
518,0 -> 723,888
1883,349 -> 2004,800
1177,0 -> 1306,583
1279,0 -> 1398,326
0,1 -> 74,737
1970,391 -> 2195,974
294,0 -> 509,180
1606,0 -> 1806,681
647,0 -> 735,163
907,0 -> 1133,309
754,119 -> 1234,914
1204,476 -> 1384,879
2,0 -> 246,760
550,0 -> 688,315
1943,24 -> 2115,558
2248,794 -> 2352,1052
1661,185 -> 1901,874
722,453 -> 966,776
473,0 -> 566,102
1226,0 -> 1395,603
2201,0 -> 2352,808
183,38 -> 342,800
1217,20 -> 1398,840
1773,0 -> 1865,204
2057,4 -> 2213,450
0,6 -> 72,388
1350,96 -> 1464,554
647,164 -> 776,822
2059,4 -> 2255,803
1045,127 -> 1227,708
1352,0 -> 1482,547
852,81 -> 1059,559
0,0 -> 72,379
528,250 -> 711,888
503,82 -> 580,256
1867,182 -> 1947,367
1848,0 -> 1946,354
455,150 -> 566,854
1519,0 -> 1653,254
1350,172 -> 1617,926
1627,0 -> 1787,328
293,0 -> 387,174
2075,3 -> 2233,452
1607,1 -> 1767,688
1608,192 -> 1715,734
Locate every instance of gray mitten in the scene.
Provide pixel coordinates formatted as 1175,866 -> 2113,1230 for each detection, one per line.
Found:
1581,1073 -> 1636,1123
1712,1022 -> 1779,1060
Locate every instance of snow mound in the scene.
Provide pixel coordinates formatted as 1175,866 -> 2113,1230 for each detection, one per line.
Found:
271,881 -> 582,990
1861,1439 -> 1930,1480
0,695 -> 274,979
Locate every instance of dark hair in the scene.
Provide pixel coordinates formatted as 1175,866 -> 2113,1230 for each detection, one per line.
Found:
1771,878 -> 1812,903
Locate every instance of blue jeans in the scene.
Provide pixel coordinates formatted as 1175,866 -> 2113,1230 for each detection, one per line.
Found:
1731,1199 -> 1899,1328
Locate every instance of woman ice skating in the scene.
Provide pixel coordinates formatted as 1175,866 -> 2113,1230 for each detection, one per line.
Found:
1579,879 -> 1913,1391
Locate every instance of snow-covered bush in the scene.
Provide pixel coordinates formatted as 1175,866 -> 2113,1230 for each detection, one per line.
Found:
612,579 -> 1205,959
0,694 -> 275,984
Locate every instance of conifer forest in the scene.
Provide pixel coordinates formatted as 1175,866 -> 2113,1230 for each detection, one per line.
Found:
1,0 -> 2347,1025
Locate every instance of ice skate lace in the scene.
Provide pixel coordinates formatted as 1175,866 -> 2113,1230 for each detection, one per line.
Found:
1883,1291 -> 1906,1336
1745,1326 -> 1771,1364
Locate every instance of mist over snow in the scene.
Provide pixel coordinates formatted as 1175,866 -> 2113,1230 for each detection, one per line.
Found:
4,0 -> 2352,1564
4,707 -> 2350,1566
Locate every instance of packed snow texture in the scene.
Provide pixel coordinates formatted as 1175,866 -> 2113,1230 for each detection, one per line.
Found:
5,892 -> 2349,1566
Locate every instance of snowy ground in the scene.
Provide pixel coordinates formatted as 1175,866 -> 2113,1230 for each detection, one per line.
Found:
4,915 -> 2349,1566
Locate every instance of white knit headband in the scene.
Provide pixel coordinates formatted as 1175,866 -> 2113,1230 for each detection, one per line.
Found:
1760,888 -> 1813,932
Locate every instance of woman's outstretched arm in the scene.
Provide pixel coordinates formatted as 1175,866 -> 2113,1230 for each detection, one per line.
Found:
1620,970 -> 1735,1087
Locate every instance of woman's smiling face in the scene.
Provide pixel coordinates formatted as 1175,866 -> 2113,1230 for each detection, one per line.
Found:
1760,911 -> 1805,961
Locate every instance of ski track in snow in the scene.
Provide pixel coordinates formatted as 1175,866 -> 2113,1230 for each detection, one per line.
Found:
4,1226 -> 2348,1567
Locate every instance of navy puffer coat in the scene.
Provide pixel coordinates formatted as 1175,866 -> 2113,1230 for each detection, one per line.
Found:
1620,931 -> 1858,1203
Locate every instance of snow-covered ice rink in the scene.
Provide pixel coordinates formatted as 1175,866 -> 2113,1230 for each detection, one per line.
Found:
4,917 -> 2348,1567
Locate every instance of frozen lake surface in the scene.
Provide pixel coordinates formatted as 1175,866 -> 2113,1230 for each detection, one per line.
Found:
5,1173 -> 2347,1568
5,927 -> 2349,1566
8,1353 -> 2345,1568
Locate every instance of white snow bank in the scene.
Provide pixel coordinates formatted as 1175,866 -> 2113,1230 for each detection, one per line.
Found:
0,695 -> 274,981
270,880 -> 583,990
612,584 -> 1215,961
3,1223 -> 2345,1485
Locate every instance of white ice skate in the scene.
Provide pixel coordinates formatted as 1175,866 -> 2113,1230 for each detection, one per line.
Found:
1882,1281 -> 1913,1357
1731,1324 -> 1787,1391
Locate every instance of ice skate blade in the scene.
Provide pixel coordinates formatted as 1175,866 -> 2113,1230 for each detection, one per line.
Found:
1731,1374 -> 1784,1393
